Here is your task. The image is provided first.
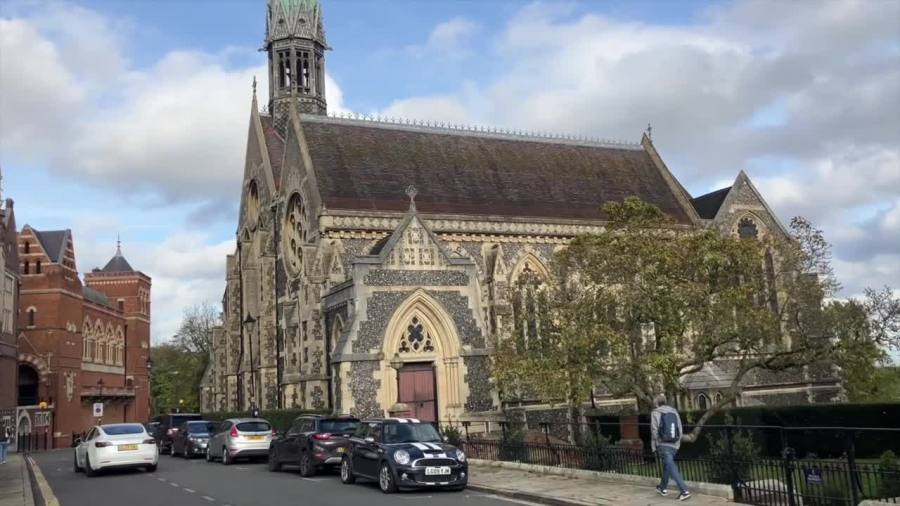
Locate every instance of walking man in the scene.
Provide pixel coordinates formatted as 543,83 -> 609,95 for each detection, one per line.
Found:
0,424 -> 11,464
651,394 -> 691,501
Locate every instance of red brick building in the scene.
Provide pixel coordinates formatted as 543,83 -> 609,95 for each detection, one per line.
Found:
17,227 -> 151,448
0,186 -> 18,427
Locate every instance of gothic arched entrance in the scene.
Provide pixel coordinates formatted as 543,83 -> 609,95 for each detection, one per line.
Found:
17,364 -> 39,406
381,290 -> 465,422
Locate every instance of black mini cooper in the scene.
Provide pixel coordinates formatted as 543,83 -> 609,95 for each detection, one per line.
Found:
340,418 -> 467,493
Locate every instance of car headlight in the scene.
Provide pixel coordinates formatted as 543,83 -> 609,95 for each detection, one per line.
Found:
455,449 -> 466,462
393,449 -> 411,465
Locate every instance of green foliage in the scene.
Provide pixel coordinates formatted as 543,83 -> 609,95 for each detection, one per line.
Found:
498,426 -> 526,462
879,450 -> 900,498
704,426 -> 760,484
576,430 -> 612,471
201,408 -> 329,433
441,425 -> 464,446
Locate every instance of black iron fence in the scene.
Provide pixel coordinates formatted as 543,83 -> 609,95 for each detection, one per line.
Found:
439,420 -> 900,506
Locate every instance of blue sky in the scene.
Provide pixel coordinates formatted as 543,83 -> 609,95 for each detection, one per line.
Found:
1,0 -> 898,346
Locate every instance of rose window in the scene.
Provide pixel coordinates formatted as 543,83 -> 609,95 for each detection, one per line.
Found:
399,317 -> 434,353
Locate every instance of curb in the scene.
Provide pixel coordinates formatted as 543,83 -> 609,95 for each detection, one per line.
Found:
468,483 -> 595,506
24,456 -> 59,506
19,454 -> 35,506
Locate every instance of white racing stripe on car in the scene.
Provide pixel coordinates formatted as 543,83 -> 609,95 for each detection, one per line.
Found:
409,418 -> 420,423
424,443 -> 442,451
410,443 -> 430,451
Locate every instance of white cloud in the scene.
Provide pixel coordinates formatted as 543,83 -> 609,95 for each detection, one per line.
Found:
405,17 -> 479,60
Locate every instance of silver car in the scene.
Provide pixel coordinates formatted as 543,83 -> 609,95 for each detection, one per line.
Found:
205,418 -> 272,465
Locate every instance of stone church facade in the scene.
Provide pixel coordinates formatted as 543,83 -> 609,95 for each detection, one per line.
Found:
201,0 -> 842,420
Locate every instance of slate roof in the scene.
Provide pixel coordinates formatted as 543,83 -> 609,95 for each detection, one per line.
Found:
101,246 -> 135,273
32,229 -> 69,263
296,117 -> 694,224
690,186 -> 731,220
83,286 -> 112,308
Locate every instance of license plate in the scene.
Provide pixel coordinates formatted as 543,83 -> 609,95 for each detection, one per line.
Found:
118,444 -> 139,451
336,447 -> 345,454
425,466 -> 451,476
246,435 -> 264,441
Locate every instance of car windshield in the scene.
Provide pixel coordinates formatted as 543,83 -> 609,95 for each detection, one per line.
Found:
103,424 -> 145,436
383,423 -> 442,444
187,422 -> 216,434
320,419 -> 359,433
236,421 -> 271,432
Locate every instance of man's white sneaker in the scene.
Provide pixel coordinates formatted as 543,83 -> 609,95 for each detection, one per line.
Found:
678,491 -> 692,501
656,486 -> 668,496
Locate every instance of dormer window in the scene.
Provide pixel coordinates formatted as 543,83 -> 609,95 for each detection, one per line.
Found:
23,242 -> 29,254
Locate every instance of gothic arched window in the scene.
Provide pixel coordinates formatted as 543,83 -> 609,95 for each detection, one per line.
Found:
246,180 -> 260,227
399,316 -> 434,354
284,193 -> 306,276
696,393 -> 709,410
738,218 -> 759,240
510,257 -> 549,351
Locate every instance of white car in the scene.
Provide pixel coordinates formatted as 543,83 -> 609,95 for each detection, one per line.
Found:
74,423 -> 158,476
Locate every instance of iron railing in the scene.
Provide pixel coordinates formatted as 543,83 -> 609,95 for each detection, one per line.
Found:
438,420 -> 900,506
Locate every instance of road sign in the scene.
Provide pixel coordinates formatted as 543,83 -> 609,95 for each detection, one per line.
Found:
93,402 -> 104,417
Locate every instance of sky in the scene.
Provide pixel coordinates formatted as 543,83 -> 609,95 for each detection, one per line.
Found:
1,0 -> 898,345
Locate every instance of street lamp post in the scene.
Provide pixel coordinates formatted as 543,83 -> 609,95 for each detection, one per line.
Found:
242,314 -> 257,411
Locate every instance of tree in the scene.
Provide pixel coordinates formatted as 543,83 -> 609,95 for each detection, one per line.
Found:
150,302 -> 222,415
493,197 -> 897,440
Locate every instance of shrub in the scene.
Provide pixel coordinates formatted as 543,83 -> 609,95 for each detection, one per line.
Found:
577,430 -> 612,471
441,425 -> 464,447
879,450 -> 900,498
202,408 -> 329,433
705,422 -> 760,485
498,427 -> 526,462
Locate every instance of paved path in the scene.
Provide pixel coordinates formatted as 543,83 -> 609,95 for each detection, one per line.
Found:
30,449 -> 545,506
0,454 -> 33,506
469,464 -> 731,506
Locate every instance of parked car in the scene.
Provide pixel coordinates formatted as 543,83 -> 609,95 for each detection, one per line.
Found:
206,418 -> 272,465
151,413 -> 202,454
171,420 -> 218,459
268,415 -> 359,476
74,423 -> 158,476
340,418 -> 467,493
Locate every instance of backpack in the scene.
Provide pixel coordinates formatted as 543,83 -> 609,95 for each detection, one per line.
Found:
0,428 -> 8,443
658,411 -> 680,443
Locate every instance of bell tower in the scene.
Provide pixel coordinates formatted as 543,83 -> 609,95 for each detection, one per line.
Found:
266,0 -> 328,129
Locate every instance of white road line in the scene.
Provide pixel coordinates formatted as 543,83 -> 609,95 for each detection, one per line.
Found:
301,477 -> 325,482
184,488 -> 196,493
157,478 -> 167,482
169,482 -> 180,487
235,466 -> 248,470
201,496 -> 215,502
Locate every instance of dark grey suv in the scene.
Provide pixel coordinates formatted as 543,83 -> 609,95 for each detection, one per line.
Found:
268,415 -> 359,476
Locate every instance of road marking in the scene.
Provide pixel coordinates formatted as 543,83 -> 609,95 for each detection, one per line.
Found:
235,466 -> 249,470
301,477 -> 325,482
184,488 -> 196,493
157,477 -> 167,482
169,482 -> 180,487
201,496 -> 215,502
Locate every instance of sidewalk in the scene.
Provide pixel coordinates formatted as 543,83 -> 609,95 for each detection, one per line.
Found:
469,462 -> 731,506
0,454 -> 34,506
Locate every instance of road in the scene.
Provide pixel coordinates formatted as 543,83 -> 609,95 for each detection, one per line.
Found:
31,450 -> 539,506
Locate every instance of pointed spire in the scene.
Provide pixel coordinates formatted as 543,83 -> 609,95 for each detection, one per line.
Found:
646,122 -> 653,141
116,233 -> 122,256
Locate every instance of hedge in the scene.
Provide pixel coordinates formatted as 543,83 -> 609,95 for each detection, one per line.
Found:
201,408 -> 329,433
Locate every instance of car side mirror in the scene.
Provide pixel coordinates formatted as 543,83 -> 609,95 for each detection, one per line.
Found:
364,437 -> 375,444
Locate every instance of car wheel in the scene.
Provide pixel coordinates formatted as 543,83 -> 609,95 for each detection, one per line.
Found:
267,448 -> 281,472
205,448 -> 214,463
299,451 -> 316,477
85,455 -> 97,478
340,457 -> 355,484
183,445 -> 190,459
146,464 -> 158,473
73,453 -> 82,473
222,447 -> 232,466
379,462 -> 397,494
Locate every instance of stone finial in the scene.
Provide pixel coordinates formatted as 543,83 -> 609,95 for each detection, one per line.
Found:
405,185 -> 418,212
646,122 -> 653,141
252,76 -> 257,98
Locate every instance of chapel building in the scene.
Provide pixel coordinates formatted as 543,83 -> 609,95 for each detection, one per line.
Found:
201,0 -> 842,422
